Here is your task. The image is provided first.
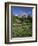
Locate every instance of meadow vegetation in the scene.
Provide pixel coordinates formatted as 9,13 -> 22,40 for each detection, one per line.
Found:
11,15 -> 32,37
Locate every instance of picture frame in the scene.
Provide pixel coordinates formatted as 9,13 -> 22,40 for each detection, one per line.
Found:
5,2 -> 37,44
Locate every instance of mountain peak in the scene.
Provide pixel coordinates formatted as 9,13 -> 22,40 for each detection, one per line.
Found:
19,12 -> 28,16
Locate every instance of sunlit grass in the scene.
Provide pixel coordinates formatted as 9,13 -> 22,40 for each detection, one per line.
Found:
11,15 -> 32,38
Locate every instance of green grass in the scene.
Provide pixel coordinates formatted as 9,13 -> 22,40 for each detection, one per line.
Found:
11,15 -> 32,38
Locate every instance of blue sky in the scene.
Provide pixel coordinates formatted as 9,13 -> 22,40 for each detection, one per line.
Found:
11,6 -> 33,16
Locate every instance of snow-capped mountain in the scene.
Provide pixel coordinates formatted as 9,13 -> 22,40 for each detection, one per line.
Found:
13,12 -> 32,18
18,12 -> 29,18
19,12 -> 28,16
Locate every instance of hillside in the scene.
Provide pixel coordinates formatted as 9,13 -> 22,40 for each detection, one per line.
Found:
11,14 -> 32,38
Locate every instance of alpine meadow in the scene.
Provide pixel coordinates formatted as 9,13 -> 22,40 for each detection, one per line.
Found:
11,6 -> 32,38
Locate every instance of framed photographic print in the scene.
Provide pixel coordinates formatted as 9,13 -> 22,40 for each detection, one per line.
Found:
5,2 -> 37,44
